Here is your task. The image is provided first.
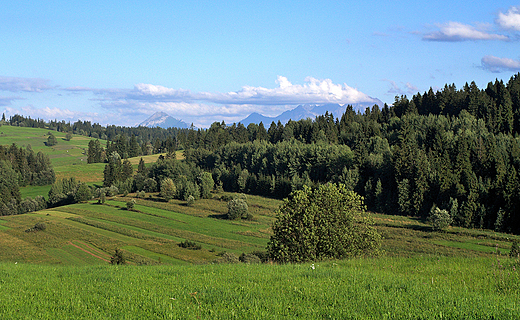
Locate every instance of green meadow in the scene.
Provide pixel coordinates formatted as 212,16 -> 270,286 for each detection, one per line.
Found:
1,125 -> 520,318
1,256 -> 518,319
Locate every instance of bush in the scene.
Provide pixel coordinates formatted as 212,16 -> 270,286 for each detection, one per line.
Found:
429,207 -> 452,231
110,249 -> 126,265
25,222 -> 46,232
239,253 -> 261,264
227,198 -> 248,220
178,240 -> 201,250
74,183 -> 92,203
126,199 -> 135,210
267,183 -> 381,263
46,133 -> 57,146
160,178 -> 176,201
215,252 -> 239,264
186,195 -> 195,206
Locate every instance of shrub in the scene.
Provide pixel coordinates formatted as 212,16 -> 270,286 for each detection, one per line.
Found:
227,198 -> 248,220
25,222 -> 46,232
110,249 -> 126,265
34,222 -> 46,231
429,207 -> 452,231
126,199 -> 135,210
74,183 -> 92,203
215,252 -> 239,264
267,183 -> 381,263
178,240 -> 201,250
239,253 -> 261,264
186,195 -> 195,206
46,133 -> 57,146
106,185 -> 119,197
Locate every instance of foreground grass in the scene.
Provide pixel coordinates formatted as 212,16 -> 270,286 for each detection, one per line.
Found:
1,256 -> 518,319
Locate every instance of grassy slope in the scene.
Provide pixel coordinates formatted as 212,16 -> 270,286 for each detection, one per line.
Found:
0,125 -> 103,183
0,190 -> 518,266
0,125 -> 177,197
0,193 -> 278,265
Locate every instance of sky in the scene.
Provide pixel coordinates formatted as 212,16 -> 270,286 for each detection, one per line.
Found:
1,1 -> 520,128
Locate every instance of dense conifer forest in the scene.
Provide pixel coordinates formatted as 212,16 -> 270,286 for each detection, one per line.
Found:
4,73 -> 520,234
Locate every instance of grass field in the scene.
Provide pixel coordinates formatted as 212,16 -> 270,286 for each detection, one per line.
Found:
0,256 -> 518,319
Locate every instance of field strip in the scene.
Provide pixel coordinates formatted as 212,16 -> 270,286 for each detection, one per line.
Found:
50,215 -> 156,244
434,240 -> 504,253
68,241 -> 110,262
122,246 -> 189,265
71,240 -> 112,259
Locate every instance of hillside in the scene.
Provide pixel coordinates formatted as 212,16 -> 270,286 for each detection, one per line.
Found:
0,125 -> 104,183
0,190 -> 516,265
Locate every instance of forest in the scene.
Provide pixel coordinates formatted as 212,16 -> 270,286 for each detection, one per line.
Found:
3,73 -> 520,234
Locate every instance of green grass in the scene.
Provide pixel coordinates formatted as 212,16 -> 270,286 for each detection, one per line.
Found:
0,256 -> 518,319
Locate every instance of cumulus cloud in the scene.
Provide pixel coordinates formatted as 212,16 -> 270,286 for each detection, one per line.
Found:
0,76 -> 54,92
497,6 -> 520,31
481,55 -> 520,73
423,22 -> 509,41
123,76 -> 377,106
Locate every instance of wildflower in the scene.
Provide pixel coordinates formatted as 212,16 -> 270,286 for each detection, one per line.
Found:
310,264 -> 315,270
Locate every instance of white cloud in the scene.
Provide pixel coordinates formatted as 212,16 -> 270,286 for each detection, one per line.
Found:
16,76 -> 378,127
481,55 -> 520,73
195,76 -> 377,105
423,22 -> 509,41
0,76 -> 54,92
383,79 -> 419,96
405,83 -> 419,93
497,6 -> 520,31
0,96 -> 24,106
92,76 -> 378,126
121,76 -> 376,105
130,84 -> 191,101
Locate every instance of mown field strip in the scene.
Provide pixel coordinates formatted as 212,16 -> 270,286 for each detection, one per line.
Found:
122,246 -> 189,265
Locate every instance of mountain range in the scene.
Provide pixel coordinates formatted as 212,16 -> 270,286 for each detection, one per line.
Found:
138,100 -> 383,129
238,101 -> 383,126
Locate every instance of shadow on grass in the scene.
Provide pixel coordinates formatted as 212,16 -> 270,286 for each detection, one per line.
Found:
208,213 -> 228,220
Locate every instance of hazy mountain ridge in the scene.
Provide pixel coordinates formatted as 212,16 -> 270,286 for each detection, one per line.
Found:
138,112 -> 189,129
238,101 -> 383,126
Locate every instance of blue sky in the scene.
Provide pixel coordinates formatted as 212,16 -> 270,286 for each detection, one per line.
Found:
1,1 -> 520,127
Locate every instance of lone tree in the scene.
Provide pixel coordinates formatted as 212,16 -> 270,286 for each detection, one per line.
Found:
46,133 -> 57,146
227,197 -> 249,220
267,183 -> 381,263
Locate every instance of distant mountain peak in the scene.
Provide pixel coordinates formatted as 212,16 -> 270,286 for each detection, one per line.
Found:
139,112 -> 189,129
